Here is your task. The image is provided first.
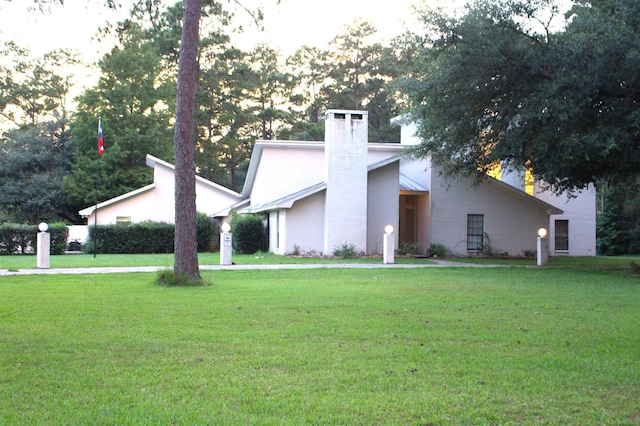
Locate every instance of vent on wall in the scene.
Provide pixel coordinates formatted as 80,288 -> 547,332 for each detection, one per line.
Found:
331,112 -> 363,120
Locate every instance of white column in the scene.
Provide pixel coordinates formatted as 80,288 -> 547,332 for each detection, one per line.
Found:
383,225 -> 395,264
37,223 -> 50,269
220,223 -> 233,266
537,237 -> 549,266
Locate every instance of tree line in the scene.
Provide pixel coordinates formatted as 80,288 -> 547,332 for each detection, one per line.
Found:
1,0 -> 639,255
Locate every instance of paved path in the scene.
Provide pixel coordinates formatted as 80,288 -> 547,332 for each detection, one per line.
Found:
0,260 -> 499,276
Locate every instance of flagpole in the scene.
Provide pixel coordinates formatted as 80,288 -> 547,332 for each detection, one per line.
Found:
94,154 -> 99,258
94,116 -> 104,258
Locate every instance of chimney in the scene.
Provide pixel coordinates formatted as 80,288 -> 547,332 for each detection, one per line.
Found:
324,110 -> 368,254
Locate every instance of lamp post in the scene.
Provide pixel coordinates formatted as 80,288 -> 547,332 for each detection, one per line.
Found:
220,222 -> 233,265
537,227 -> 549,267
383,225 -> 395,264
37,222 -> 50,269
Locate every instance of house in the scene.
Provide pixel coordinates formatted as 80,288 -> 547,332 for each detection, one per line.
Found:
237,109 -> 596,257
80,109 -> 596,257
79,154 -> 243,225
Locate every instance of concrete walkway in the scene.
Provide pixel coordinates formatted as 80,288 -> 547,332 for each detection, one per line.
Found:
0,260 -> 498,276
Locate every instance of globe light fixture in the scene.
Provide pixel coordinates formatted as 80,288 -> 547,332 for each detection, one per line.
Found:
385,225 -> 394,235
538,227 -> 548,238
38,222 -> 48,232
221,222 -> 231,233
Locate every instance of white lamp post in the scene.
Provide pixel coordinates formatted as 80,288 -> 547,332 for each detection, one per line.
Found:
383,225 -> 395,264
220,222 -> 233,265
37,222 -> 50,269
537,227 -> 549,267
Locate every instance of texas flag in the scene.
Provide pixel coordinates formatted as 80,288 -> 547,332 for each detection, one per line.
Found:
98,118 -> 104,156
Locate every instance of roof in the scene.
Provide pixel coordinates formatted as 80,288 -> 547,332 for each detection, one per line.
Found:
487,176 -> 563,215
400,173 -> 428,192
242,140 -> 406,197
240,182 -> 327,214
79,183 -> 156,217
212,198 -> 251,218
146,154 -> 242,198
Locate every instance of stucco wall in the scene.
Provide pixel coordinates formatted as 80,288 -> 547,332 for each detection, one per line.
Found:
534,184 -> 597,256
90,189 -> 158,225
283,192 -> 325,255
430,172 -> 550,257
250,145 -> 324,207
367,163 -> 400,254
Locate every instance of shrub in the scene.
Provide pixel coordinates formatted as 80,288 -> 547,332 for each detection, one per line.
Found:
0,223 -> 68,255
88,222 -> 174,254
230,214 -> 265,254
398,241 -> 420,255
333,242 -> 357,258
196,213 -> 215,252
428,243 -> 448,257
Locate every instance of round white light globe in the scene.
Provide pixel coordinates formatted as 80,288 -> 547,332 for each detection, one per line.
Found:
538,228 -> 548,238
385,225 -> 394,234
221,222 -> 231,233
38,222 -> 48,232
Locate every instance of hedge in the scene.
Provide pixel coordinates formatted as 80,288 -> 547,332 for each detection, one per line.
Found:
230,213 -> 266,254
87,216 -> 216,255
0,223 -> 68,255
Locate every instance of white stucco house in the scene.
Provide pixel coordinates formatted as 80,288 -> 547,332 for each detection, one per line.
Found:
79,154 -> 243,225
79,109 -> 596,257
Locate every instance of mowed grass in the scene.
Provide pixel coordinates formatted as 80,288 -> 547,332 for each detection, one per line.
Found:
1,267 -> 639,424
0,252 -> 435,270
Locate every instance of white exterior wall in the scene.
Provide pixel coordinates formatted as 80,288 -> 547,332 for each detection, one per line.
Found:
284,192 -> 325,255
152,164 -> 177,223
249,144 -> 324,207
83,157 -> 243,225
88,188 -> 158,225
534,184 -> 597,256
430,171 -> 550,256
367,163 -> 400,254
324,110 -> 368,254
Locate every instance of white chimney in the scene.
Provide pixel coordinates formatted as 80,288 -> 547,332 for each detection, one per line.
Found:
324,110 -> 368,254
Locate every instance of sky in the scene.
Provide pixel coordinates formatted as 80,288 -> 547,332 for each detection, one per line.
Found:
0,0 -> 468,110
0,0 -> 466,60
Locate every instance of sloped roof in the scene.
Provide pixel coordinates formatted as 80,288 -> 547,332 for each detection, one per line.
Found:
79,183 -> 156,217
240,182 -> 327,214
146,154 -> 242,198
400,173 -> 428,192
486,176 -> 563,215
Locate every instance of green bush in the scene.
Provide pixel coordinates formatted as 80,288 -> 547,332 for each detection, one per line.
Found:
88,222 -> 174,254
0,223 -> 68,255
230,214 -> 265,254
428,243 -> 448,257
196,213 -> 215,252
333,242 -> 357,258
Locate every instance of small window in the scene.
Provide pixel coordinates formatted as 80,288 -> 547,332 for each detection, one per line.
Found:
334,113 -> 346,119
555,220 -> 569,251
351,113 -> 363,120
116,216 -> 132,225
467,214 -> 484,251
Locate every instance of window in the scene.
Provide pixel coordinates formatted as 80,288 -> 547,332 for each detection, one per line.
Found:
467,214 -> 484,251
116,216 -> 132,225
555,220 -> 569,251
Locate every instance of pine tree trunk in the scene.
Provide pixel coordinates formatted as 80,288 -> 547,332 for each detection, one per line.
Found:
173,0 -> 201,278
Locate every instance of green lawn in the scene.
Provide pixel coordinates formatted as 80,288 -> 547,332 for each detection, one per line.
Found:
1,266 -> 639,424
0,252 -> 437,270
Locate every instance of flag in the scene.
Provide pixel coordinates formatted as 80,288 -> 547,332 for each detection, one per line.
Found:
98,118 -> 104,156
